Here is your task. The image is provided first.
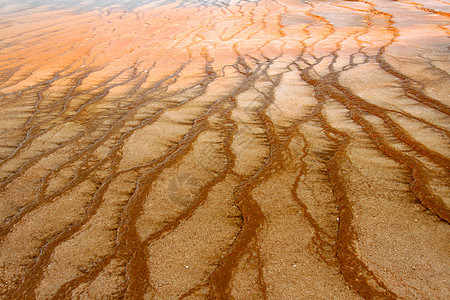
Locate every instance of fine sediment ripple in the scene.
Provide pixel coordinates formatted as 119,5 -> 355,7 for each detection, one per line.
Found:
0,0 -> 449,299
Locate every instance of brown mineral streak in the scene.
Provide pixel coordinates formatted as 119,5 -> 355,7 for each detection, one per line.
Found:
0,0 -> 449,299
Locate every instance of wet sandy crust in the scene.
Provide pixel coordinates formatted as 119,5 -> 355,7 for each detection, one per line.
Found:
0,0 -> 449,299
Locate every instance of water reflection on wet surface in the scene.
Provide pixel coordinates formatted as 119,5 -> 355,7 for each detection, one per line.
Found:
0,0 -> 449,299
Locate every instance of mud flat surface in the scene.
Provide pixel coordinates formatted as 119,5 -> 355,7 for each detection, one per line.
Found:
0,0 -> 449,299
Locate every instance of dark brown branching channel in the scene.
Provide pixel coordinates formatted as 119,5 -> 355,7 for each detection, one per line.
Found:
0,0 -> 449,299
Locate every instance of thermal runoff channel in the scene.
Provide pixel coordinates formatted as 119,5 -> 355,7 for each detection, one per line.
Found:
0,0 -> 449,299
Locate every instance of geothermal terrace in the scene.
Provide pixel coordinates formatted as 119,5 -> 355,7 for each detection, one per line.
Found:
0,0 -> 449,298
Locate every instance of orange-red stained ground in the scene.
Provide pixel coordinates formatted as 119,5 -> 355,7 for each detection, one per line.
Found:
0,0 -> 449,299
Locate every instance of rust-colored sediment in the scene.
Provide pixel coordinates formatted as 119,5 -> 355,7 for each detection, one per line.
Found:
0,0 -> 449,299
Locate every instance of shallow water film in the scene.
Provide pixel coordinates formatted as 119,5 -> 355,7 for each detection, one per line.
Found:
0,0 -> 449,299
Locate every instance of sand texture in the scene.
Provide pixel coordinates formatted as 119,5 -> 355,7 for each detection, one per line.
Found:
0,0 -> 449,299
